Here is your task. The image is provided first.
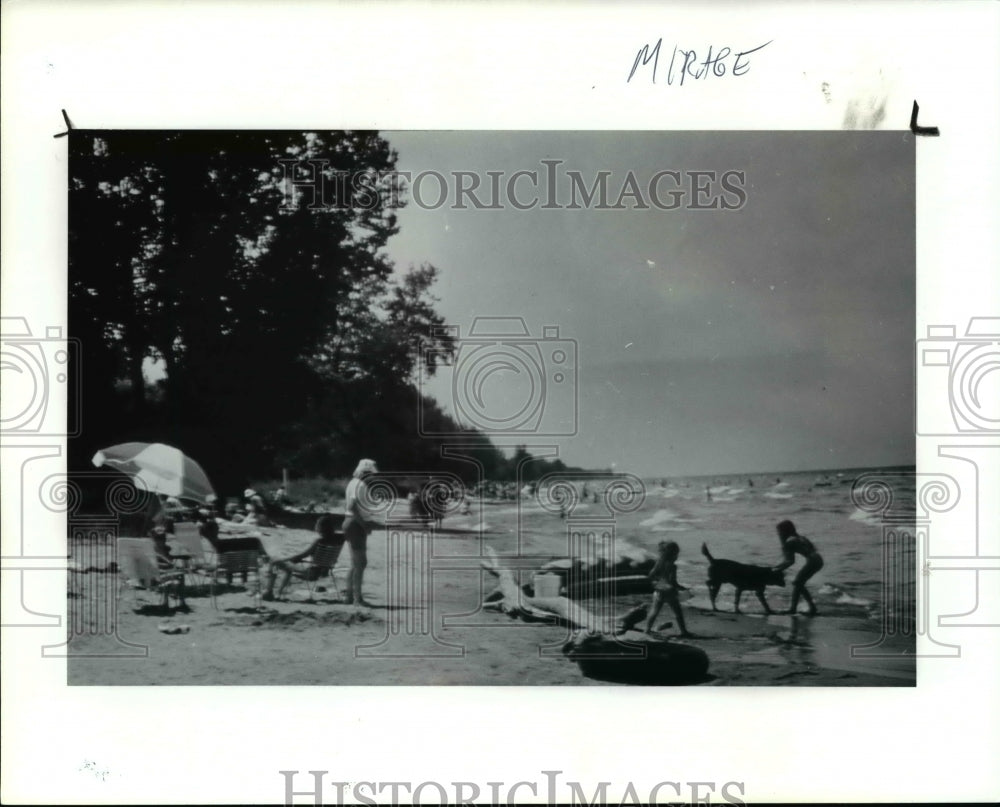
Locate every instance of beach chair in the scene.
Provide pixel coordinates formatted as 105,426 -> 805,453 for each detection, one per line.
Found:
200,526 -> 266,591
116,537 -> 186,608
170,523 -> 213,587
282,542 -> 348,601
209,549 -> 264,608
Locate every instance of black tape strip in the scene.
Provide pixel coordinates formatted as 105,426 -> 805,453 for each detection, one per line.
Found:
53,109 -> 74,139
910,100 -> 940,137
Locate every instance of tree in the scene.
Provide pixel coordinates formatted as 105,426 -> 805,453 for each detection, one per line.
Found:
68,130 -> 453,489
68,129 -> 576,494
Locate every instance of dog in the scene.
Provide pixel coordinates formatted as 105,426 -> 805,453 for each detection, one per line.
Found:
701,543 -> 785,614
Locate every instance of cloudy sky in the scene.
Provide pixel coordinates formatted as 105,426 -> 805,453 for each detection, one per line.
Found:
385,131 -> 914,478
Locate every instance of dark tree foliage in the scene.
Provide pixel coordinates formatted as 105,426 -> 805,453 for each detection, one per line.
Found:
68,130 -> 569,494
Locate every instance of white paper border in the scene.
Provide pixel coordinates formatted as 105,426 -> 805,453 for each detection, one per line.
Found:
2,1 -> 998,804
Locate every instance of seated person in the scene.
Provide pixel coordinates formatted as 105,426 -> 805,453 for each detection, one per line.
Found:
242,503 -> 262,526
197,511 -> 265,585
224,501 -> 246,522
409,490 -> 429,521
251,493 -> 275,525
195,508 -> 219,541
262,514 -> 345,601
243,500 -> 275,527
149,526 -> 186,607
164,496 -> 186,520
136,493 -> 176,537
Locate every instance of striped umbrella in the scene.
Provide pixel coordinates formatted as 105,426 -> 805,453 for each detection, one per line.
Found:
92,442 -> 216,503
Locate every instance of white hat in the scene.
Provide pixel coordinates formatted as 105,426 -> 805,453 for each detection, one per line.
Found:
353,459 -> 378,478
244,488 -> 256,499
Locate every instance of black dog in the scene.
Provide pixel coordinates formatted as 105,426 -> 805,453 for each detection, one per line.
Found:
701,543 -> 785,614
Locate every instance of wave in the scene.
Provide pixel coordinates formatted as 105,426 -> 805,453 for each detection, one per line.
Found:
446,518 -> 494,533
764,491 -> 794,500
640,508 -> 682,528
836,592 -> 875,607
707,485 -> 745,497
848,508 -> 883,527
818,583 -> 876,608
794,504 -> 850,515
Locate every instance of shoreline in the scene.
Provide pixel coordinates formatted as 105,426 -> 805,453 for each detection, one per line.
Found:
67,524 -> 914,686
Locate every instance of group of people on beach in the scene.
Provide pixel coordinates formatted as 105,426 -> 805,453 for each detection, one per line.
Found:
644,519 -> 824,636
261,458 -> 382,605
137,458 -> 383,607
139,457 -> 824,626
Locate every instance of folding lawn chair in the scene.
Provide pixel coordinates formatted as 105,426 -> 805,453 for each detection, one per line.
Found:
282,541 -> 348,601
169,523 -> 213,588
116,537 -> 186,609
209,549 -> 264,609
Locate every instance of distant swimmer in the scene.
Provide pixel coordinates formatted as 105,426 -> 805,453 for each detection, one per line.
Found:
705,485 -> 712,502
772,519 -> 824,616
748,479 -> 754,488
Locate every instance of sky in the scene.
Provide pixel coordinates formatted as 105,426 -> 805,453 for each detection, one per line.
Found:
383,131 -> 915,478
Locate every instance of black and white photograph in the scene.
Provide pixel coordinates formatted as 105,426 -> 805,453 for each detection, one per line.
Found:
2,2 -> 998,805
63,129 -> 917,687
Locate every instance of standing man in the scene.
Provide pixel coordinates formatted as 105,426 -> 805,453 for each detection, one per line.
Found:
343,458 -> 382,606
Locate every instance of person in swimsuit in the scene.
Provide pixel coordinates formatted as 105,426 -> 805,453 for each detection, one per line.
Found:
772,519 -> 824,616
644,540 -> 692,637
343,458 -> 382,606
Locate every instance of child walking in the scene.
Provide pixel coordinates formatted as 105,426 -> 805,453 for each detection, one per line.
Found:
644,540 -> 692,637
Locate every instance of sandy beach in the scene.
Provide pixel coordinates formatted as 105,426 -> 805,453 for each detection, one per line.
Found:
67,504 -> 914,686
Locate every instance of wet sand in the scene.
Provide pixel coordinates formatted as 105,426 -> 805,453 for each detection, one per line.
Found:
67,521 -> 913,686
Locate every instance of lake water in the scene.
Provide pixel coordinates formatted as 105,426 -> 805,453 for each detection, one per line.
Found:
449,465 -> 917,626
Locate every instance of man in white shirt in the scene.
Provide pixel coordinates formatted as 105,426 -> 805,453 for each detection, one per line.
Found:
343,458 -> 381,605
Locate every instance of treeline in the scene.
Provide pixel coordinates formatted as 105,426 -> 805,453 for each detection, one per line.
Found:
68,130 -> 577,494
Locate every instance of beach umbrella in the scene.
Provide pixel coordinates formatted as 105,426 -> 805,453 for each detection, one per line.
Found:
92,441 -> 216,503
